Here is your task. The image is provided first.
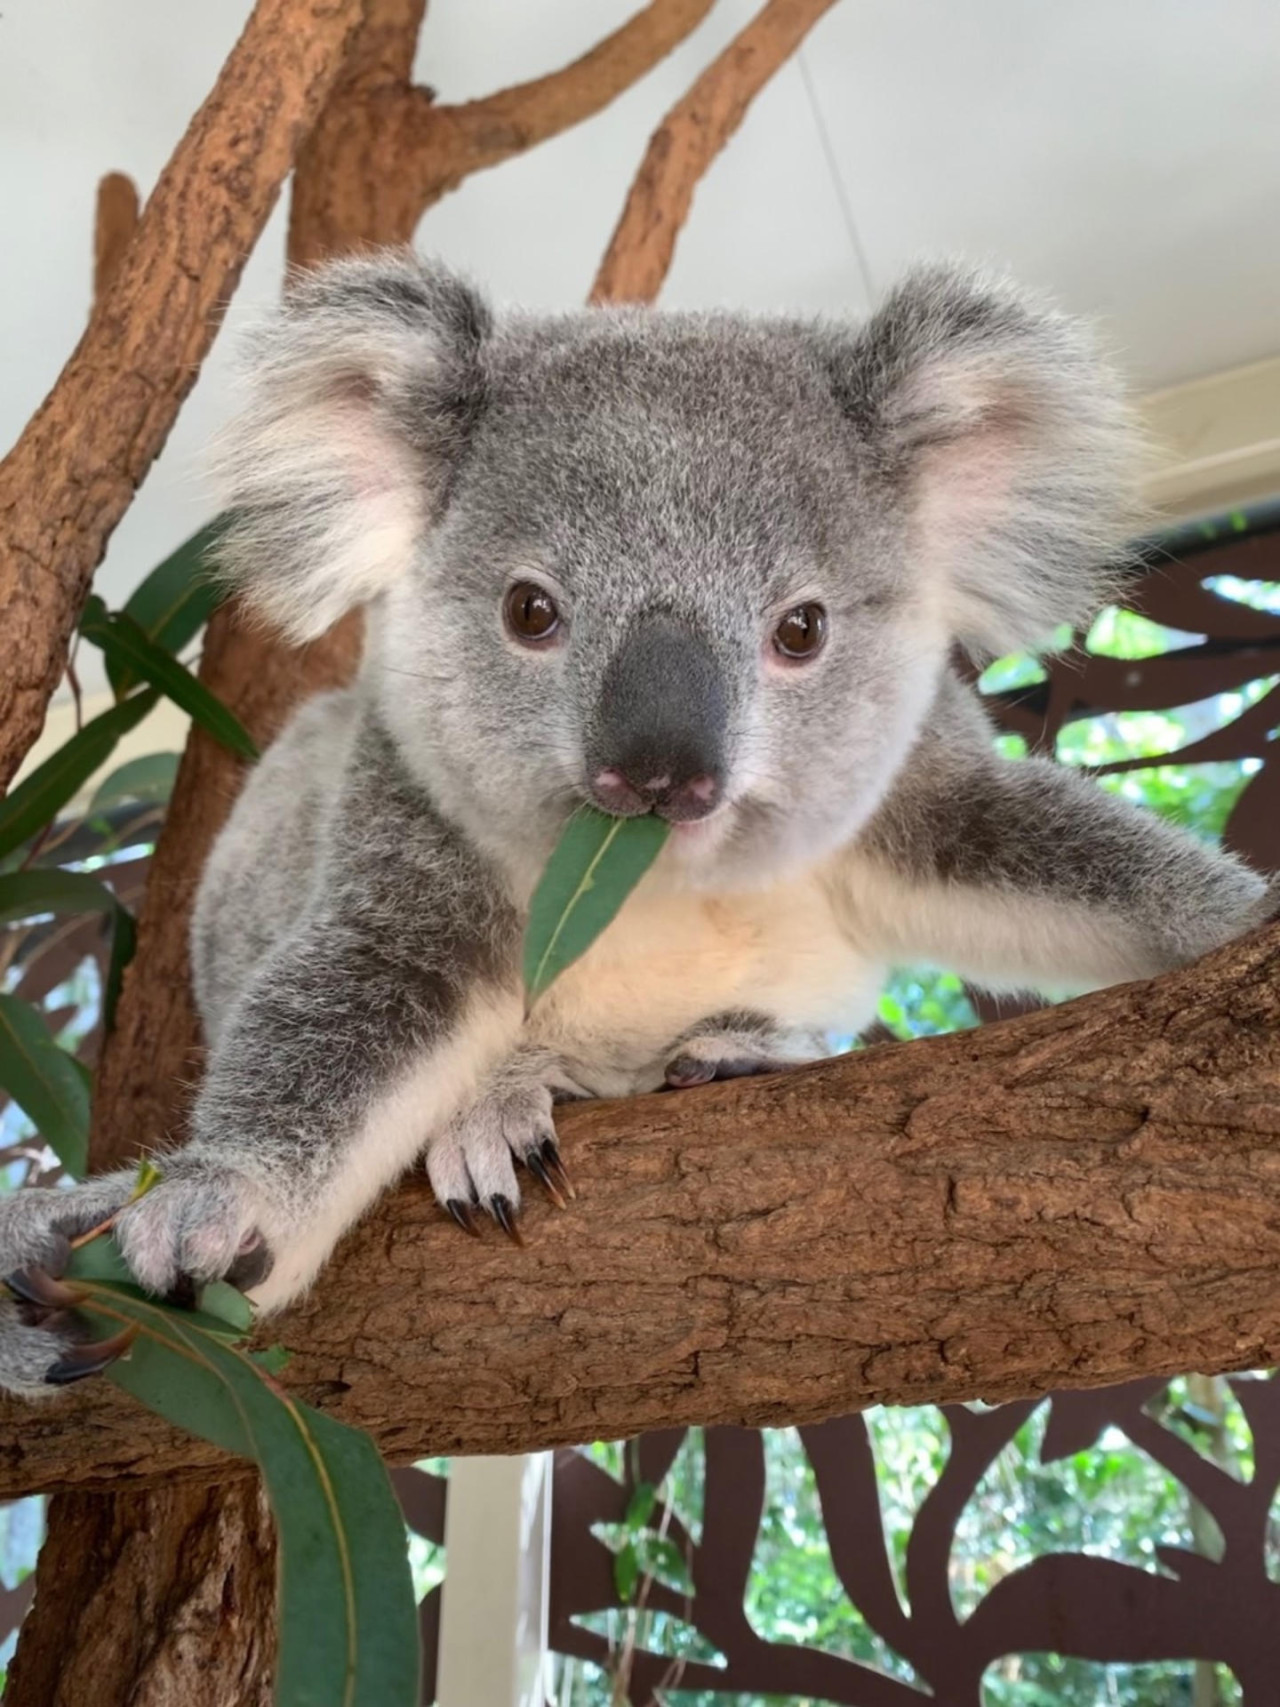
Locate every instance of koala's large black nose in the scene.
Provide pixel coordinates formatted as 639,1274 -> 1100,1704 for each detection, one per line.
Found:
587,616 -> 728,823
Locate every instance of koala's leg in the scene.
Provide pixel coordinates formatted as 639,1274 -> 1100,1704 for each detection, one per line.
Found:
424,1047 -> 588,1236
662,1011 -> 828,1088
851,742 -> 1273,994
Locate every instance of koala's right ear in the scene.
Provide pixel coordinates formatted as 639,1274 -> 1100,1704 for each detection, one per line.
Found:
822,264 -> 1145,659
213,253 -> 491,643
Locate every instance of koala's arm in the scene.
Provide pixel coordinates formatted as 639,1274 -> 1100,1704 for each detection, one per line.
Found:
845,682 -> 1271,995
0,725 -> 523,1392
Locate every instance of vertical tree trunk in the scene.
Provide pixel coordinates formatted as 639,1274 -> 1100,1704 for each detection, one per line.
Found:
5,1481 -> 275,1707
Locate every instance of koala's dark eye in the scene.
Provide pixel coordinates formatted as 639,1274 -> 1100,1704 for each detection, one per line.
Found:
772,603 -> 827,661
505,582 -> 560,644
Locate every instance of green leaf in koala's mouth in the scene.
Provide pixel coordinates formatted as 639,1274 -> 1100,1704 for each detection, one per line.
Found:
523,808 -> 671,1008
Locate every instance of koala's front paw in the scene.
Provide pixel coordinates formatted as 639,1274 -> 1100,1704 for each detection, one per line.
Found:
426,1078 -> 574,1242
114,1165 -> 275,1298
0,1171 -> 135,1395
0,1164 -> 275,1398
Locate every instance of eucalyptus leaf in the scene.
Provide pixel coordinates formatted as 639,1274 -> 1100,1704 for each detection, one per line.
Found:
130,1157 -> 164,1200
0,867 -> 137,1032
198,1279 -> 255,1335
68,1271 -> 420,1706
0,690 -> 159,864
110,520 -> 226,696
88,751 -> 181,814
252,1344 -> 294,1376
80,596 -> 257,762
523,808 -> 670,1005
0,992 -> 89,1176
63,1236 -> 133,1286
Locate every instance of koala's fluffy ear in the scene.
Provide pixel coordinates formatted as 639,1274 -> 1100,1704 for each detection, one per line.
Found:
826,265 -> 1144,658
213,253 -> 491,643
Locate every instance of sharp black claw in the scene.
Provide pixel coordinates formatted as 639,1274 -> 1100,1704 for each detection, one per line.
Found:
524,1148 -> 567,1210
445,1198 -> 482,1238
6,1266 -> 84,1310
488,1195 -> 524,1246
44,1324 -> 138,1386
540,1139 -> 576,1202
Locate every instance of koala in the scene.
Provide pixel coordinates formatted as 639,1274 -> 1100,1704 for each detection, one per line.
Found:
0,252 -> 1271,1392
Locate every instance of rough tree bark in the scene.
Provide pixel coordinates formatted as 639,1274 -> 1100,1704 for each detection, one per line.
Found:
289,0 -> 720,254
0,0 -> 365,793
592,0 -> 841,302
6,2 -> 791,1700
2,916 -> 1280,1497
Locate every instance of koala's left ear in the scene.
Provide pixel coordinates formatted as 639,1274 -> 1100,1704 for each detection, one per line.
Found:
824,265 -> 1145,658
213,252 -> 491,643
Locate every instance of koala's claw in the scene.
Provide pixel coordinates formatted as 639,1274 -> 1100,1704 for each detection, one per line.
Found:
4,1262 -> 137,1388
45,1323 -> 139,1387
488,1194 -> 524,1246
5,1265 -> 81,1311
427,1077 -> 576,1235
525,1139 -> 573,1209
445,1198 -> 482,1238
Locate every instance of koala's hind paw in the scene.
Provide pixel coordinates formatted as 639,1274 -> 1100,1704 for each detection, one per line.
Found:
427,1079 -> 574,1241
663,1028 -> 819,1089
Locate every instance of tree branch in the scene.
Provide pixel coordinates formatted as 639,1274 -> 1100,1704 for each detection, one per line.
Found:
289,0 -> 720,253
592,0 -> 841,303
91,174 -> 140,304
0,0 -> 363,792
4,921 -> 1279,1501
403,0 -> 719,191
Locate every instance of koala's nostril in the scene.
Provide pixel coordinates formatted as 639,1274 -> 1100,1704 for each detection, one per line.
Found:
682,774 -> 718,805
588,765 -> 721,821
664,773 -> 722,822
591,768 -> 648,815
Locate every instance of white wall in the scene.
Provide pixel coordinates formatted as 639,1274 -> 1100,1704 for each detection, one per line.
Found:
3,0 -> 1279,683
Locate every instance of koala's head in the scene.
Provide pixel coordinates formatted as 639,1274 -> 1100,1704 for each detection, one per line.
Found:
215,253 -> 1140,888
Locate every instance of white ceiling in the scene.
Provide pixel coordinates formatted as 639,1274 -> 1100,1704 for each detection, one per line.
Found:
3,0 -> 1279,636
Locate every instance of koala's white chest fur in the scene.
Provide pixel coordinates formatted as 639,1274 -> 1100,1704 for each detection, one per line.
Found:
526,859 -> 884,1095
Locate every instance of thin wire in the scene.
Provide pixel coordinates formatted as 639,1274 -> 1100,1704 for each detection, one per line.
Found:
796,44 -> 877,307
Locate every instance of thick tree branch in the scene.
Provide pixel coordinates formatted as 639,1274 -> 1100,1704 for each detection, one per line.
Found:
0,0 -> 363,792
3,922 -> 1279,1501
592,0 -> 841,303
289,0 -> 719,253
3,1481 -> 276,1707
